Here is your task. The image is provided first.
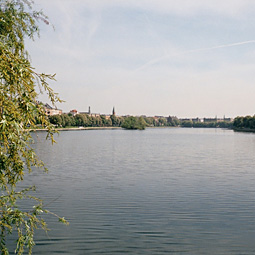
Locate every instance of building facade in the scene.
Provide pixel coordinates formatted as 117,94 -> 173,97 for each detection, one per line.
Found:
44,103 -> 62,116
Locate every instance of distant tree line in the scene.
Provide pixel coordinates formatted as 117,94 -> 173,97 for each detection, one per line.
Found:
233,116 -> 255,130
121,116 -> 147,130
181,120 -> 233,128
46,114 -> 233,130
48,113 -> 119,128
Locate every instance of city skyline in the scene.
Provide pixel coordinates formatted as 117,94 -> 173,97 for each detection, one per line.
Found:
27,0 -> 255,118
48,103 -> 232,120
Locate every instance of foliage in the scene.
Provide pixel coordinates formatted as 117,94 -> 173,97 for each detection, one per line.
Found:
49,113 -> 116,128
121,116 -> 146,130
101,115 -> 112,126
167,116 -> 180,126
74,114 -> 87,127
181,120 -> 193,127
48,114 -> 62,127
233,115 -> 255,130
48,113 -> 234,130
110,114 -> 120,127
0,1 -> 67,254
180,120 -> 233,128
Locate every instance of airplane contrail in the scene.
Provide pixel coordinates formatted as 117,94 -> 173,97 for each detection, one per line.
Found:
134,40 -> 255,72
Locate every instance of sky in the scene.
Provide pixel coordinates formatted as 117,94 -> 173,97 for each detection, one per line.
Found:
27,0 -> 255,118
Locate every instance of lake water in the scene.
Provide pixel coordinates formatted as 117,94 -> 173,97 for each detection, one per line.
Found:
8,128 -> 255,254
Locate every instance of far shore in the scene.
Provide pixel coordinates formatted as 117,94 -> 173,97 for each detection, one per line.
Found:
29,127 -> 121,132
233,127 -> 255,133
28,126 -> 237,132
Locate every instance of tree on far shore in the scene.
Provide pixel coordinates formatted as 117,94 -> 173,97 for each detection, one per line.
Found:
121,116 -> 146,130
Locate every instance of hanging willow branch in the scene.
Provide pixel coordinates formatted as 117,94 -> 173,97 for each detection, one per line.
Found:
0,1 -> 67,254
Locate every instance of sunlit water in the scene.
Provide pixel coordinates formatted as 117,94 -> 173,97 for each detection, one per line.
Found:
8,128 -> 255,254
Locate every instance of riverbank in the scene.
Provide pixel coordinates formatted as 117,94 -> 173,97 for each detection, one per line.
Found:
29,126 -> 236,132
30,127 -> 121,132
233,127 -> 255,133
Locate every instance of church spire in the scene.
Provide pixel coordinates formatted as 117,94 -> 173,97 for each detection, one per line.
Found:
112,106 -> 115,115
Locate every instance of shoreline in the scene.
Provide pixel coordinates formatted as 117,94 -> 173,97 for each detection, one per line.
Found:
30,127 -> 121,132
29,126 -> 236,132
233,127 -> 255,133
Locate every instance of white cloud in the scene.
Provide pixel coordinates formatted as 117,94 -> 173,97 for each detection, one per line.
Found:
135,40 -> 255,72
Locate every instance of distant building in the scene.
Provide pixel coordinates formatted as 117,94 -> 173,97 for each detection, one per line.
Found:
79,106 -> 91,115
154,116 -> 166,119
223,118 -> 233,122
44,103 -> 62,116
191,118 -> 201,123
69,109 -> 78,116
78,106 -> 101,117
76,106 -> 116,118
179,118 -> 202,123
180,118 -> 192,122
223,115 -> 233,122
90,113 -> 101,117
203,117 -> 217,123
203,116 -> 233,123
101,114 -> 111,120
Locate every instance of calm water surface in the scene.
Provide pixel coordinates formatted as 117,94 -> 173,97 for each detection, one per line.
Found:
9,128 -> 255,254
